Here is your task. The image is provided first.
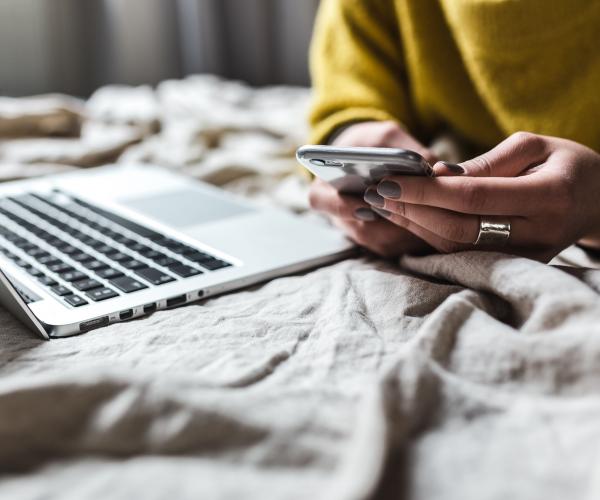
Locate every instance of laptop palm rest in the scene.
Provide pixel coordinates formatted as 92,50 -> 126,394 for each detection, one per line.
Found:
119,188 -> 253,229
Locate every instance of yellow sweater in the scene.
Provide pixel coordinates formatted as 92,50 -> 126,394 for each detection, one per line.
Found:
309,0 -> 600,152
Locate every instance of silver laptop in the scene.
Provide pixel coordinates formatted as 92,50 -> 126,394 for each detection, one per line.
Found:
0,164 -> 353,339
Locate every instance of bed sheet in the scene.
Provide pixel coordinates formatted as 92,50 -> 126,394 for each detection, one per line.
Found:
1,77 -> 600,500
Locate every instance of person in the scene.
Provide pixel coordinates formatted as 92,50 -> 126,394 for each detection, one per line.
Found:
307,0 -> 600,262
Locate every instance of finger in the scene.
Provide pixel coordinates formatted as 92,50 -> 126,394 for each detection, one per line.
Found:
373,198 -> 534,245
309,179 -> 377,221
376,173 -> 554,216
371,204 -> 558,259
370,208 -> 471,254
332,217 -> 433,257
433,161 -> 466,177
434,131 -> 550,178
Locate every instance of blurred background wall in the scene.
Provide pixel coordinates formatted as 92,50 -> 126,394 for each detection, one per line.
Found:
0,0 -> 320,97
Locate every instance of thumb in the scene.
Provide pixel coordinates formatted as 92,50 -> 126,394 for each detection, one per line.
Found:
433,131 -> 549,177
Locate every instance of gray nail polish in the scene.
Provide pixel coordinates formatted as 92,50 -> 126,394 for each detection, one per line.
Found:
377,181 -> 401,199
364,189 -> 385,207
441,161 -> 465,174
372,208 -> 392,218
354,207 -> 377,221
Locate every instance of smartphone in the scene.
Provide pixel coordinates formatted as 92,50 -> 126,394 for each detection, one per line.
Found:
296,145 -> 433,195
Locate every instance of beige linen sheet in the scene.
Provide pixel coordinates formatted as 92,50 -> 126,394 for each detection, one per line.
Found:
0,77 -> 599,500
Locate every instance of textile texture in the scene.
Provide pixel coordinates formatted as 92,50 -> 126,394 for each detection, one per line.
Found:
0,77 -> 599,499
309,0 -> 600,150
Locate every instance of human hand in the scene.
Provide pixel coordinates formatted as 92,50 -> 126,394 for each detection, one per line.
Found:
331,120 -> 438,164
308,121 -> 437,257
309,178 -> 429,257
364,132 -> 600,262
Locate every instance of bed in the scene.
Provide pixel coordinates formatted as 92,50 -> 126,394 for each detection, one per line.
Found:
1,76 -> 599,500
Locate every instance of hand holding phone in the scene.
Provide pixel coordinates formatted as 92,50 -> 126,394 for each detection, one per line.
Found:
297,145 -> 433,195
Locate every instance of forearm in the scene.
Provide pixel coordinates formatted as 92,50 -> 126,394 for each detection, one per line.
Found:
309,0 -> 414,144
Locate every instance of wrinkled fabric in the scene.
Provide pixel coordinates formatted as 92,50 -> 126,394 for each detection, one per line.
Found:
0,94 -> 83,138
0,77 -> 599,499
0,76 -> 312,210
1,254 -> 600,500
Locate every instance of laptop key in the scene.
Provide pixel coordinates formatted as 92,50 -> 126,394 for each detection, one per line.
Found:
104,230 -> 121,239
80,236 -> 100,246
83,239 -> 105,249
47,237 -> 65,247
3,233 -> 21,242
37,255 -> 61,266
70,252 -> 94,262
130,243 -> 151,254
114,236 -> 137,246
15,242 -> 37,252
38,275 -> 58,287
24,247 -> 47,258
27,228 -> 45,237
96,267 -> 125,280
181,246 -> 203,256
86,287 -> 119,302
64,294 -> 88,307
47,262 -> 75,274
27,267 -> 45,277
120,258 -> 147,270
71,197 -> 163,240
110,276 -> 148,293
96,245 -> 119,255
184,251 -> 213,263
70,231 -> 86,241
155,256 -> 178,267
155,240 -> 193,255
14,258 -> 31,268
135,267 -> 176,285
60,270 -> 89,282
58,244 -> 79,255
198,259 -> 232,271
51,285 -> 72,296
168,264 -> 203,278
52,240 -> 70,249
169,245 -> 193,255
72,278 -> 103,292
139,248 -> 164,259
109,252 -> 130,262
154,238 -> 180,249
82,259 -> 109,271
11,237 -> 29,247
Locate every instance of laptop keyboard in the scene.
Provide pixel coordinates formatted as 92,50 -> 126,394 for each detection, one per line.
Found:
0,192 -> 232,308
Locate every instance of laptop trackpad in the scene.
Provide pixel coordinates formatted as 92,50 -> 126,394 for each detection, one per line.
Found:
120,188 -> 252,228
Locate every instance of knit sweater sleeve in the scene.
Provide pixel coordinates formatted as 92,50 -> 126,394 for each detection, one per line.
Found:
308,0 -> 414,144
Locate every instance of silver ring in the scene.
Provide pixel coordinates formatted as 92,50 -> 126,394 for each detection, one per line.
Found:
474,217 -> 511,246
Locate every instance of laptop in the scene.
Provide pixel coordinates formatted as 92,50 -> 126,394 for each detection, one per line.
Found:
0,164 -> 353,339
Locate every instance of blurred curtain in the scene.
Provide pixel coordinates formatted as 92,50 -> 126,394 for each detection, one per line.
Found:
0,0 -> 319,97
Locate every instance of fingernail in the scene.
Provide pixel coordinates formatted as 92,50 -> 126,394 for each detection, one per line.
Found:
377,181 -> 401,199
372,208 -> 391,218
364,189 -> 385,207
440,161 -> 465,174
354,208 -> 377,221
